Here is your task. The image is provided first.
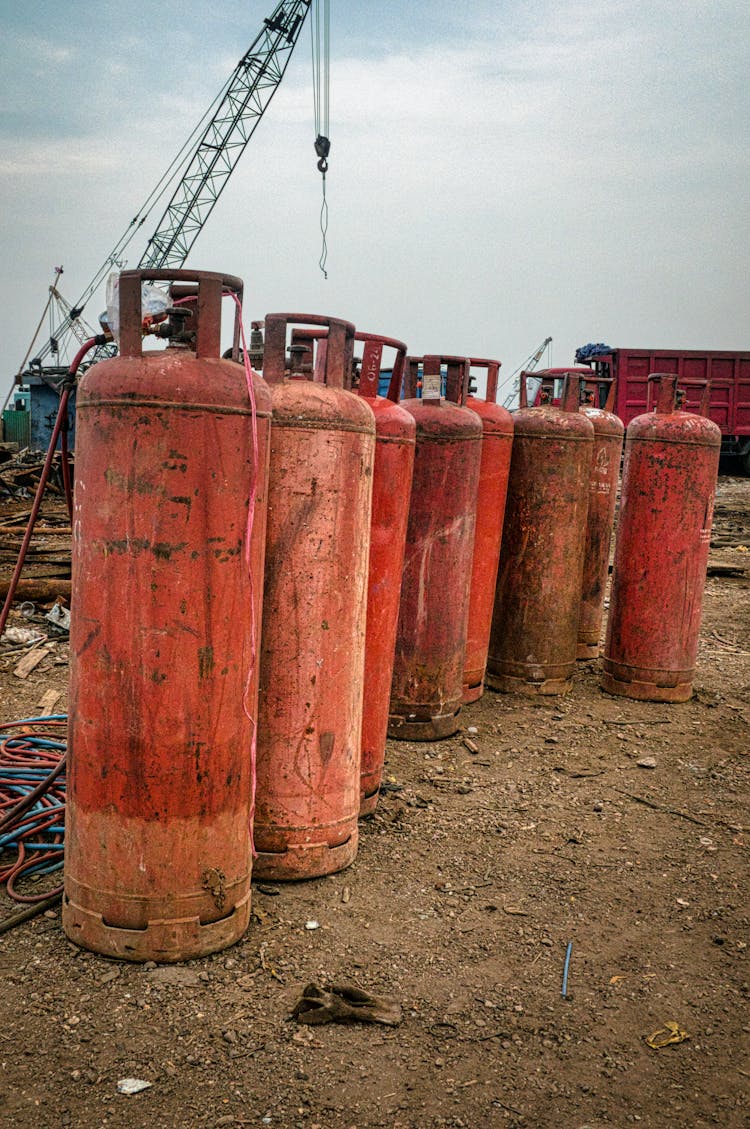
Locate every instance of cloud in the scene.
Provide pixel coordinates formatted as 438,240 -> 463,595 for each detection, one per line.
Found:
1,0 -> 748,392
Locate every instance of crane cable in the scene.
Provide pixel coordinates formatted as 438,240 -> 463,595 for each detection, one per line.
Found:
311,0 -> 330,278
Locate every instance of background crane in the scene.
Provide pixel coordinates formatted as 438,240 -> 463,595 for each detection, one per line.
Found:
12,0 -> 314,385
499,335 -> 553,408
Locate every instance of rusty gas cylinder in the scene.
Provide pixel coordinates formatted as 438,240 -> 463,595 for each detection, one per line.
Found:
462,357 -> 514,702
256,327 -> 414,815
601,374 -> 721,701
64,269 -> 271,962
352,334 -> 416,813
577,376 -> 624,658
254,314 -> 375,879
486,371 -> 594,694
389,356 -> 482,739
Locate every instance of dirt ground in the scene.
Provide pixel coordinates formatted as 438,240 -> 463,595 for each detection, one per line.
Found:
0,475 -> 748,1129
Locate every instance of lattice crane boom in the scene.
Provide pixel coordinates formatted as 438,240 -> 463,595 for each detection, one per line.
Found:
140,0 -> 311,269
16,1 -> 312,380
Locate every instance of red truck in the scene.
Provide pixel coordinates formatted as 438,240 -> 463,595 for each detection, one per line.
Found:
575,345 -> 750,472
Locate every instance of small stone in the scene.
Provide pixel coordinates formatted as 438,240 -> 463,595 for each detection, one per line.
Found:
466,726 -> 479,735
305,920 -> 319,930
593,801 -> 604,812
116,1078 -> 152,1095
223,1029 -> 238,1044
463,738 -> 479,754
636,756 -> 657,769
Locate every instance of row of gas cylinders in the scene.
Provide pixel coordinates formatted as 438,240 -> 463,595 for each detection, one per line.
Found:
62,269 -> 721,963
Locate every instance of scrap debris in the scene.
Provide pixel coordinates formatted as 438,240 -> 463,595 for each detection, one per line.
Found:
0,449 -> 72,500
645,1021 -> 690,1049
291,983 -> 402,1027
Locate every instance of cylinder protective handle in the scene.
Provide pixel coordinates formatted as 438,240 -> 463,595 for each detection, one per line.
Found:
519,369 -> 582,412
118,269 -> 243,361
356,333 -> 408,402
262,313 -> 355,388
518,370 -> 555,408
403,356 -> 422,399
580,372 -> 617,412
646,372 -> 711,416
281,328 -> 407,401
468,357 -> 501,403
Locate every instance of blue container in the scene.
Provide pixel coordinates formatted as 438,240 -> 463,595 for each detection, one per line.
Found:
378,370 -> 393,398
27,376 -> 76,452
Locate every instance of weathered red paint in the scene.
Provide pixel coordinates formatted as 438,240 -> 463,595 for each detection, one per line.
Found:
389,356 -> 482,740
64,270 -> 271,962
601,373 -> 721,701
272,329 -> 416,814
254,314 -> 375,879
487,372 -> 594,694
354,334 -> 416,814
462,358 -> 514,702
577,377 -> 624,658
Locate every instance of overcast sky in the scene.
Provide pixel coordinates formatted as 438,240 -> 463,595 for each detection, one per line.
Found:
1,0 -> 747,404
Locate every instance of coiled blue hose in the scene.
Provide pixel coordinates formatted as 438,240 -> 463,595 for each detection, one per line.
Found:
0,714 -> 67,903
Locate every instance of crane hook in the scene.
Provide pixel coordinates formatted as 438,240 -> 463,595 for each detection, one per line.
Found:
315,133 -> 330,173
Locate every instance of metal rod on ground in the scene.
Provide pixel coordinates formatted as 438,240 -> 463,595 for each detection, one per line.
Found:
561,942 -> 573,997
0,892 -> 63,935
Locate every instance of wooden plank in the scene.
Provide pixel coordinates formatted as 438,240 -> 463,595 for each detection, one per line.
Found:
37,688 -> 62,714
13,646 -> 51,679
0,580 -> 72,600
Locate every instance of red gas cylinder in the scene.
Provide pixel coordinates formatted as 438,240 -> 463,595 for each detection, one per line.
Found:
389,356 -> 482,739
601,373 -> 721,701
254,314 -> 375,878
64,270 -> 271,962
462,357 -> 514,702
577,376 -> 624,659
486,371 -> 594,694
354,334 -> 416,812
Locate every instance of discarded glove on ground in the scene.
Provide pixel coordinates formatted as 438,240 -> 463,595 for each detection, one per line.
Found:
291,982 -> 402,1027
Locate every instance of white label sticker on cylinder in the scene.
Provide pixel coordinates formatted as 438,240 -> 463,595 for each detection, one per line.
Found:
422,370 -> 442,400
